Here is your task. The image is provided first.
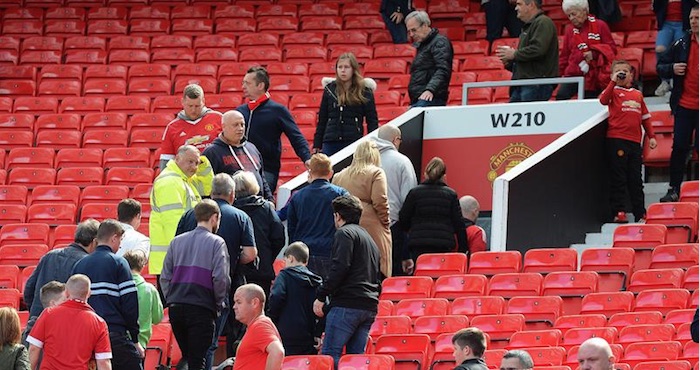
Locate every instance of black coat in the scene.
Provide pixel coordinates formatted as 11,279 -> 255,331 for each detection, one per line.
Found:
398,180 -> 467,257
313,79 -> 379,149
653,0 -> 694,30
233,195 -> 286,284
408,28 -> 454,104
657,31 -> 694,113
380,0 -> 412,17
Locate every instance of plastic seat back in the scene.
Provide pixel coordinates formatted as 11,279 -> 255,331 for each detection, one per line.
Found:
607,311 -> 663,331
0,205 -> 27,226
80,185 -> 130,207
613,224 -> 669,270
281,355 -> 334,370
580,291 -> 635,318
508,329 -> 562,349
618,324 -> 676,346
379,276 -> 433,301
27,204 -> 77,226
634,289 -> 690,316
0,223 -> 49,247
507,295 -> 563,330
433,274 -> 487,299
30,185 -> 80,207
0,265 -> 19,289
629,268 -> 684,293
470,314 -> 526,346
650,244 -> 700,270
543,271 -> 599,315
80,202 -> 118,221
554,314 -> 608,336
414,253 -> 467,278
623,341 -> 682,369
518,346 -> 566,366
467,251 -> 522,276
338,354 -> 394,370
0,244 -> 48,267
488,272 -> 543,298
633,361 -> 692,370
7,148 -> 55,169
561,327 -> 618,351
679,181 -> 699,204
523,248 -> 578,274
105,167 -> 154,188
646,202 -> 699,244
0,185 -> 28,205
412,314 -> 469,340
375,334 -> 430,370
580,247 -> 635,291
394,298 -> 449,323
57,167 -> 104,188
368,315 -> 412,339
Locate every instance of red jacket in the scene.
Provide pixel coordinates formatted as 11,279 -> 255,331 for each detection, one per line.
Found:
560,16 -> 617,91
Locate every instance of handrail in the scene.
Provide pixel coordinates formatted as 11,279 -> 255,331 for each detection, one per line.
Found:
461,76 -> 586,105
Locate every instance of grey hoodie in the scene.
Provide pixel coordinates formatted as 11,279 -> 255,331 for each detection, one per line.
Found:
372,136 -> 418,224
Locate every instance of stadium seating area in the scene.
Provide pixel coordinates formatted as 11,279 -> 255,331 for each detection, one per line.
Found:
0,0 -> 697,369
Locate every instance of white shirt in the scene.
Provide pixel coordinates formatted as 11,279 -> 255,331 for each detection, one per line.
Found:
116,223 -> 150,259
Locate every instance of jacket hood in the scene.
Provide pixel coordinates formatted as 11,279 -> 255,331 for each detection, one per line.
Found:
233,194 -> 267,210
372,136 -> 397,154
211,135 -> 246,149
321,77 -> 377,91
284,265 -> 323,287
176,107 -> 214,123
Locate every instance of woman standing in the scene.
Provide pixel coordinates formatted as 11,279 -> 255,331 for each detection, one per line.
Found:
399,157 -> 467,267
332,141 -> 392,278
0,307 -> 30,370
313,53 -> 379,156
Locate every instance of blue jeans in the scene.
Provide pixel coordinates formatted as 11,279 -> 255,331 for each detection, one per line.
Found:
656,21 -> 685,50
204,306 -> 229,370
411,98 -> 447,108
381,12 -> 408,44
321,306 -> 376,368
509,84 -> 554,103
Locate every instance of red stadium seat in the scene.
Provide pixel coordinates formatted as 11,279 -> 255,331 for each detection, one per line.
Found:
2,20 -> 43,38
259,17 -> 299,33
0,114 -> 34,132
39,65 -> 83,84
373,90 -> 403,107
613,224 -> 669,271
0,265 -> 19,289
0,186 -> 28,205
239,47 -> 282,63
683,266 -> 698,291
284,45 -> 327,63
83,79 -> 127,97
128,113 -> 173,130
543,271 -> 599,315
488,273 -> 543,298
82,129 -> 128,149
80,202 -> 118,221
85,65 -> 128,83
57,167 -> 104,188
108,36 -> 149,54
59,97 -> 105,114
523,248 -> 578,274
623,341 -> 682,369
561,327 -> 618,352
364,60 -> 408,80
8,168 -> 56,189
108,50 -> 150,65
193,35 -> 235,53
646,202 -> 699,244
380,276 -> 433,301
369,315 -> 412,339
629,268 -> 685,293
281,355 -> 333,370
507,296 -> 563,330
518,346 -> 566,366
80,185 -> 130,208
35,130 -> 82,150
0,288 -> 21,309
471,314 -> 526,348
105,96 -> 150,115
608,311 -> 663,332
413,315 -> 469,340
130,128 -> 164,150
6,148 -> 54,170
634,361 -> 692,370
650,243 -> 699,270
554,314 -> 608,336
580,291 -> 635,318
375,334 -> 431,370
394,298 -> 449,323
377,300 -> 394,317
30,185 -> 81,207
580,247 -> 635,292
55,148 -> 103,168
508,329 -> 562,349
64,50 -> 107,65
103,148 -> 150,168
105,167 -> 154,188
680,181 -> 699,204
27,204 -> 76,226
468,251 -> 522,276
0,97 -> 12,113
64,36 -> 106,54
87,20 -> 128,37
432,274 -> 487,299
197,49 -> 238,64
450,295 -> 505,316
665,309 -> 697,329
257,4 -> 298,18
634,289 -> 691,316
0,80 -> 35,98
618,324 -> 676,348
215,18 -> 256,33
13,97 -> 58,115
213,5 -> 254,20
0,223 -> 48,247
338,354 -> 394,370
461,56 -> 504,72
281,32 -> 324,48
450,71 -> 478,88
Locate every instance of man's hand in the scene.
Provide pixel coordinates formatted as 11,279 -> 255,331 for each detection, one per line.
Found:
495,46 -> 516,63
313,299 -> 325,317
649,137 -> 658,149
304,159 -> 311,169
402,259 -> 415,275
419,91 -> 434,101
135,343 -> 145,358
390,11 -> 404,24
674,62 -> 688,75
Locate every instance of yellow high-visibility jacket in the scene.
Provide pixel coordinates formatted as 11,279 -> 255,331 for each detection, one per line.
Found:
148,157 -> 213,275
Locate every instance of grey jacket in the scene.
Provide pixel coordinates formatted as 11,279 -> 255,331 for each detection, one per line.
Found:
372,137 -> 417,224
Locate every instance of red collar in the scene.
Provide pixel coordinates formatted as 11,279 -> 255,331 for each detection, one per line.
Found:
247,92 -> 270,111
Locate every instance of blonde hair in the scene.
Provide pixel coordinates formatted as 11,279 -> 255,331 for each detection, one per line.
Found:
345,141 -> 381,177
0,307 -> 21,351
425,157 -> 447,182
309,153 -> 333,177
334,53 -> 368,106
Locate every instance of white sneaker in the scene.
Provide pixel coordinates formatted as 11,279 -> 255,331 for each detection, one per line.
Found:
655,80 -> 671,96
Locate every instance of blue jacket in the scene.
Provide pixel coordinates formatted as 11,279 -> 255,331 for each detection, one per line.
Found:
24,243 -> 89,317
287,179 -> 349,257
176,198 -> 255,284
236,99 -> 311,175
72,245 -> 139,343
657,31 -> 696,113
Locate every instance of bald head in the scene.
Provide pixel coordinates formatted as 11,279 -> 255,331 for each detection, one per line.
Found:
221,110 -> 246,145
236,283 -> 266,305
66,274 -> 92,300
577,338 -> 614,370
459,195 -> 480,221
377,125 -> 402,149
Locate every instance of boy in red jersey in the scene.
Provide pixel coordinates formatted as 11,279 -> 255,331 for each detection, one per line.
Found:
599,60 -> 657,223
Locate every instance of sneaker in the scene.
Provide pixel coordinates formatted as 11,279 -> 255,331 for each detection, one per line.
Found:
614,211 -> 628,223
660,188 -> 679,202
655,80 -> 672,96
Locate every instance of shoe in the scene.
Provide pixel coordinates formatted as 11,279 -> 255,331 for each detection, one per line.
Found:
660,188 -> 679,202
614,211 -> 628,223
655,80 -> 672,96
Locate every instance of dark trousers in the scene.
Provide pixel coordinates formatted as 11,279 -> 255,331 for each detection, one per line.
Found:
606,138 -> 646,220
382,12 -> 408,44
109,332 -> 143,370
321,141 -> 352,157
411,98 -> 447,108
390,223 -> 410,276
555,83 -> 600,100
170,304 -> 216,370
510,84 -> 555,103
263,170 -> 279,195
483,0 -> 522,42
307,255 -> 332,281
670,106 -> 699,190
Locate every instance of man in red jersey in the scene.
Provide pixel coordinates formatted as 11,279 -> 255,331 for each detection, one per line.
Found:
159,84 -> 222,169
459,195 -> 487,255
27,274 -> 112,370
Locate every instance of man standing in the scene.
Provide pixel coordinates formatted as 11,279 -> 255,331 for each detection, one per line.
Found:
160,84 -> 222,169
659,5 -> 699,202
203,110 -> 274,201
175,173 -> 257,369
73,219 -> 143,370
161,200 -> 231,370
405,10 -> 454,107
577,337 -> 615,370
459,196 -> 488,255
232,283 -> 285,370
149,145 -> 212,278
313,195 -> 381,368
452,328 -> 489,370
483,0 -> 523,43
500,350 -> 534,370
372,125 -> 417,276
287,154 -> 349,278
116,198 -> 150,259
27,274 -> 112,370
24,219 -> 99,326
495,0 -> 559,102
381,0 -> 413,43
236,66 -> 312,192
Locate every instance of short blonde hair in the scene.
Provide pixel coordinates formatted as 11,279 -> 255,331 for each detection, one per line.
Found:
309,153 -> 332,177
0,307 -> 21,350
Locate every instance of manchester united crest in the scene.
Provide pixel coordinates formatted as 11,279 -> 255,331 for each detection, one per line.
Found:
487,142 -> 535,184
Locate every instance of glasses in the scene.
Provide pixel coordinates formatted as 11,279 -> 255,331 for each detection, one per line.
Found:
407,23 -> 424,35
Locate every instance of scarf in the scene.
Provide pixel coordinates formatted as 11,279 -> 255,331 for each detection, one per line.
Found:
247,92 -> 270,111
572,15 -> 601,52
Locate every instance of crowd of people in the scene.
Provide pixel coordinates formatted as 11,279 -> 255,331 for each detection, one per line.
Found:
1,0 -> 697,369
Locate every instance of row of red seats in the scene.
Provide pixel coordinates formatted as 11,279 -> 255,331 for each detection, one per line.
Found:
0,148 -> 157,170
0,184 -> 151,209
0,128 -> 164,151
0,200 -> 150,227
0,166 -> 154,189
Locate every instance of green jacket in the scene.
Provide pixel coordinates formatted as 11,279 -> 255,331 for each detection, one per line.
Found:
133,273 -> 164,348
510,12 -> 559,80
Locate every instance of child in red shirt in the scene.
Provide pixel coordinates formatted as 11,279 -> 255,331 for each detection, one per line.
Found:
599,60 -> 657,223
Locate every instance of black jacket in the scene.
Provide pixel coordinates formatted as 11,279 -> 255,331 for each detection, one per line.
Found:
268,265 -> 323,355
398,180 -> 467,256
316,224 -> 380,313
313,78 -> 379,149
653,0 -> 694,30
408,28 -> 454,104
233,195 -> 286,285
455,358 -> 489,370
380,0 -> 412,17
657,31 -> 695,113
